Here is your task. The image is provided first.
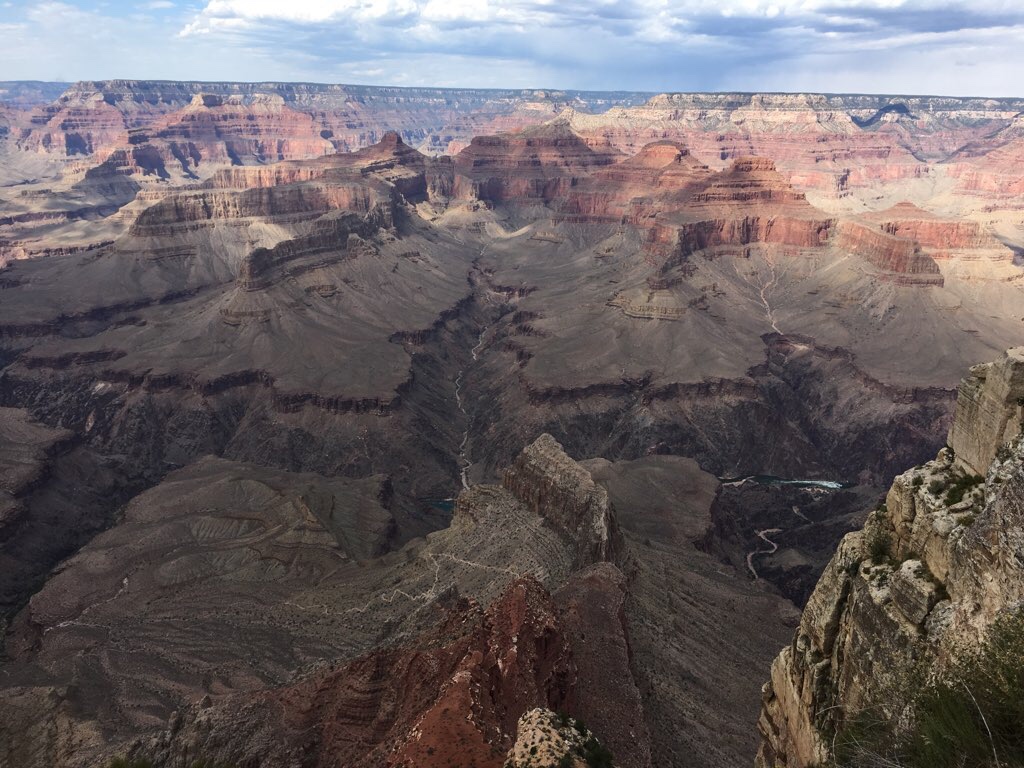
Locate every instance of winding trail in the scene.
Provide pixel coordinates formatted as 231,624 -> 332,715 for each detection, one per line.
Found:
45,575 -> 130,634
733,253 -> 785,335
746,528 -> 783,580
344,552 -> 529,616
453,245 -> 491,491
757,255 -> 783,335
454,326 -> 489,490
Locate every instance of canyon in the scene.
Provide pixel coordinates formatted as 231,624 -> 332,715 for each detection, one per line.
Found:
0,80 -> 1023,768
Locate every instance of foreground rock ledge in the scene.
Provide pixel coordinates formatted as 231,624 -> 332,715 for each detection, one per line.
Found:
756,346 -> 1024,767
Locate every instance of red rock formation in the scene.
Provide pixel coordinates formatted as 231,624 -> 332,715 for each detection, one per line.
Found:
136,561 -> 648,768
650,156 -> 834,266
129,94 -> 334,177
862,202 -> 1017,265
946,139 -> 1024,202
285,579 -> 569,768
566,93 -> 936,195
453,123 -> 620,205
19,92 -> 130,157
126,135 -> 436,236
557,140 -> 712,225
833,220 -> 943,284
7,80 -> 646,174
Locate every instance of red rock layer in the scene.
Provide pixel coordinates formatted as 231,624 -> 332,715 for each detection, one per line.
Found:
453,123 -> 620,205
128,183 -> 382,236
18,95 -> 130,157
946,140 -> 1024,202
651,156 -> 833,265
7,81 -> 645,173
833,221 -> 943,284
568,94 -> 933,194
863,203 -> 1017,263
691,157 -> 811,205
256,579 -> 572,768
155,562 -> 649,768
128,133 -> 442,239
129,94 -> 334,176
557,141 -> 712,225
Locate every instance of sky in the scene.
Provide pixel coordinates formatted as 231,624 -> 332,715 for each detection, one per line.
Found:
1,0 -> 1023,95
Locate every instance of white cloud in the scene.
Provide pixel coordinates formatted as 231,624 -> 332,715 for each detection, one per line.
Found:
1,0 -> 1022,94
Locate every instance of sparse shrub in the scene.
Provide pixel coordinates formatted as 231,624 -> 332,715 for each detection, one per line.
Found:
835,613 -> 1024,768
866,529 -> 891,564
582,737 -> 613,768
960,514 -> 976,527
912,475 -> 924,488
945,473 -> 984,506
929,479 -> 947,495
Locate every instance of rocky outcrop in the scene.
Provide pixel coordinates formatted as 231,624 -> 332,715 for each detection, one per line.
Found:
948,347 -> 1024,476
233,212 -> 384,292
0,408 -> 73,533
556,140 -> 712,226
756,348 -> 1024,768
129,183 -> 381,234
453,123 -> 620,205
564,92 -> 1024,198
505,708 -> 615,768
503,433 -> 620,566
832,220 -> 944,285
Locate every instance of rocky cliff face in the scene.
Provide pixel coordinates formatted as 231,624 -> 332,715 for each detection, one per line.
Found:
948,348 -> 1024,476
5,80 -> 646,168
564,92 -> 1024,203
503,432 -> 620,566
756,346 -> 1024,768
453,122 -> 619,205
0,436 -> 616,768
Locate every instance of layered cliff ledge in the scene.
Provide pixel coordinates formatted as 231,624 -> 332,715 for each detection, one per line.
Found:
756,346 -> 1024,767
503,433 -> 620,566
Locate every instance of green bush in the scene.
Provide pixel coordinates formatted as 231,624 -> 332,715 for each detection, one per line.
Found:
945,474 -> 984,506
929,479 -> 947,495
866,529 -> 891,564
581,737 -> 613,768
912,476 -> 924,488
836,612 -> 1024,768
